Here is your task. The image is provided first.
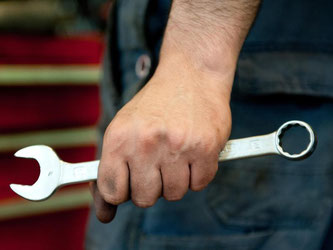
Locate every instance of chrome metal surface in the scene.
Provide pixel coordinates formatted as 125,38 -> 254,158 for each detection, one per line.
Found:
219,120 -> 316,161
10,120 -> 316,201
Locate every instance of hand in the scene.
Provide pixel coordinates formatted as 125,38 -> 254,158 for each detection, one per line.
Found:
91,0 -> 260,224
92,53 -> 232,223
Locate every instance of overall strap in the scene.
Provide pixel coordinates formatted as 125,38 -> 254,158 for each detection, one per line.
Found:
117,0 -> 151,51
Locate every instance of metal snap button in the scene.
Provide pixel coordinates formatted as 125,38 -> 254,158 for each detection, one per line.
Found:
135,54 -> 151,79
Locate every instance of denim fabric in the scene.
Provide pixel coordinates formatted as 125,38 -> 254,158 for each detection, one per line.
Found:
86,0 -> 333,249
236,0 -> 333,98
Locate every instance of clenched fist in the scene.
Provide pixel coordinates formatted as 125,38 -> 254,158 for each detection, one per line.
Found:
89,0 -> 260,225
90,0 -> 258,222
91,50 -> 233,223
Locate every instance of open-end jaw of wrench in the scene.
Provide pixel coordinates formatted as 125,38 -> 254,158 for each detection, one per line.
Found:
10,120 -> 316,201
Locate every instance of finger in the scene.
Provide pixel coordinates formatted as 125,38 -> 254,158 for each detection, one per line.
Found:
129,160 -> 162,208
161,161 -> 189,201
189,158 -> 218,191
90,182 -> 117,223
97,153 -> 129,205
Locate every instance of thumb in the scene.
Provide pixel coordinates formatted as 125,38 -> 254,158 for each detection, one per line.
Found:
90,182 -> 118,223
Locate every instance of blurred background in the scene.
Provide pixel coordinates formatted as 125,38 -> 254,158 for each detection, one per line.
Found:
0,0 -> 111,249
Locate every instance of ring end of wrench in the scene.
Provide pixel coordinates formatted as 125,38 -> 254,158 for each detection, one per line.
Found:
275,120 -> 317,160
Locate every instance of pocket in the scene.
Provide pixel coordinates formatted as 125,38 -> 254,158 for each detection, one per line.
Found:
207,97 -> 333,230
138,231 -> 274,250
235,52 -> 333,98
208,159 -> 330,230
236,0 -> 333,98
137,188 -> 275,250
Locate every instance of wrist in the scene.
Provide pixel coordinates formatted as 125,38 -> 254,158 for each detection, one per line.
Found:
159,33 -> 238,83
159,16 -> 240,87
157,26 -> 238,99
153,48 -> 234,102
158,0 -> 260,83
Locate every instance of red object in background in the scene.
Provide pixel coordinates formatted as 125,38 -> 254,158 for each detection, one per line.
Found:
0,34 -> 102,135
1,146 -> 97,200
0,34 -> 103,65
0,146 -> 97,250
0,86 -> 100,134
1,208 -> 90,250
0,34 -> 103,250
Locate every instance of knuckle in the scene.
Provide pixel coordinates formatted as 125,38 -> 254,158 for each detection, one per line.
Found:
100,192 -> 125,205
138,125 -> 166,149
164,193 -> 185,201
139,132 -> 156,147
132,199 -> 156,208
190,164 -> 218,192
163,181 -> 187,201
190,183 -> 207,192
103,115 -> 131,147
97,171 -> 118,193
200,134 -> 218,154
168,130 -> 187,151
204,161 -> 219,173
97,177 -> 127,205
103,130 -> 120,149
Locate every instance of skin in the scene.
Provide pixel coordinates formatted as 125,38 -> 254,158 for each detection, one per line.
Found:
92,0 -> 261,223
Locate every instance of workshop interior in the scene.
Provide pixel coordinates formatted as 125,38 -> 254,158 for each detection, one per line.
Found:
0,0 -> 109,249
2,0 -> 333,249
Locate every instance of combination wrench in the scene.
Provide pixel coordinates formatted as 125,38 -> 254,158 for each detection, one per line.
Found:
10,120 -> 316,201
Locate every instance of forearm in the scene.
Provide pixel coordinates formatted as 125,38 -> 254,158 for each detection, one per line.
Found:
159,0 -> 261,90
96,1 -> 255,221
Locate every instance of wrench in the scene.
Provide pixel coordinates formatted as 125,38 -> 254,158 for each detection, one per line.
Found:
10,120 -> 316,201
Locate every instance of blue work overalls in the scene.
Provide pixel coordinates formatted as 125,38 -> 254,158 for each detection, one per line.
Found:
87,0 -> 333,249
